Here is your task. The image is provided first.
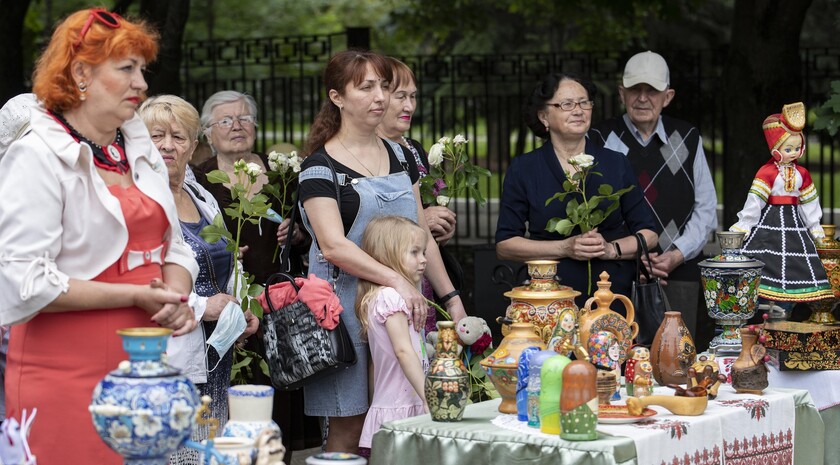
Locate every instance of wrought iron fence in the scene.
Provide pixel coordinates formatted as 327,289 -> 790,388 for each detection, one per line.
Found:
180,33 -> 840,242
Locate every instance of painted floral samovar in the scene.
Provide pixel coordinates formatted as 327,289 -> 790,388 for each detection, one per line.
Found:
698,231 -> 765,354
502,260 -> 581,343
814,224 -> 840,324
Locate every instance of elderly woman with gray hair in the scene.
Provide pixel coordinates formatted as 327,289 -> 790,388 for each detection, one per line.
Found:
194,90 -> 305,283
193,90 -> 321,459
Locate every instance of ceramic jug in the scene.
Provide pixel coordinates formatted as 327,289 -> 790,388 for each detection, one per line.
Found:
730,327 -> 769,394
578,272 -> 638,361
425,321 -> 470,421
650,311 -> 697,386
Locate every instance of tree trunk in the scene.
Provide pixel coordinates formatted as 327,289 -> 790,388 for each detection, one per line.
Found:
0,0 -> 33,105
139,0 -> 190,96
722,0 -> 813,226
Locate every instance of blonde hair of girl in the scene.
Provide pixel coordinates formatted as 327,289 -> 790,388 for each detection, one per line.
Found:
356,215 -> 427,339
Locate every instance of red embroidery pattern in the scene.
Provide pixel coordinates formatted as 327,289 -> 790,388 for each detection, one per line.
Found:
658,445 -> 722,465
723,429 -> 793,465
637,419 -> 691,439
718,399 -> 770,420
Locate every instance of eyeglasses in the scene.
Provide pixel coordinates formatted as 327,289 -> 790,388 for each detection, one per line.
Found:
73,9 -> 121,51
546,100 -> 595,111
209,115 -> 257,130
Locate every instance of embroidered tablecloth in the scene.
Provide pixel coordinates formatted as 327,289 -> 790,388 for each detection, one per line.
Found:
492,385 -> 795,465
371,388 -> 820,465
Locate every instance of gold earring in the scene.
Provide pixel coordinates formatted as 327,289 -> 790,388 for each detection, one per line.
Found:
78,82 -> 87,101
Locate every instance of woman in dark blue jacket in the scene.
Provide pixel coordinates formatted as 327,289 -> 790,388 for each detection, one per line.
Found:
496,73 -> 658,308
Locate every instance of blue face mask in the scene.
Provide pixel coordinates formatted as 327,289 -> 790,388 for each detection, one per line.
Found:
206,301 -> 247,371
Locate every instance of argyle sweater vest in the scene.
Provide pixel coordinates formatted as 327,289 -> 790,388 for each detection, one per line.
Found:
590,116 -> 700,255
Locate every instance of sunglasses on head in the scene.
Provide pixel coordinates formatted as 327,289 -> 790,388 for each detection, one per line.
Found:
73,9 -> 121,51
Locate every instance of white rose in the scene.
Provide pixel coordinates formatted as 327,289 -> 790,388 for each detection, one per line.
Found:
268,159 -> 279,171
438,136 -> 451,145
453,134 -> 468,145
246,162 -> 263,177
569,153 -> 594,168
428,143 -> 445,166
436,195 -> 451,207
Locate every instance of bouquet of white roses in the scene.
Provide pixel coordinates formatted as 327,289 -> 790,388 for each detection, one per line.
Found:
200,159 -> 272,382
263,149 -> 303,220
545,153 -> 634,294
419,134 -> 491,207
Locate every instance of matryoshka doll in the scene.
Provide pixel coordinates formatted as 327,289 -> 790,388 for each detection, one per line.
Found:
624,346 -> 650,396
560,361 -> 598,441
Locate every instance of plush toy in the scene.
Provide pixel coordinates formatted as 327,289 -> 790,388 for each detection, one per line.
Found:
456,316 -> 493,355
425,316 -> 493,358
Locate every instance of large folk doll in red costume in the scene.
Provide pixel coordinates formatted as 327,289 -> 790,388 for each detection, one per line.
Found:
730,102 -> 833,308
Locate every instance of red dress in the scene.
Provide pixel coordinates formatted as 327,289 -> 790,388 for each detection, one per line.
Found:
6,184 -> 170,464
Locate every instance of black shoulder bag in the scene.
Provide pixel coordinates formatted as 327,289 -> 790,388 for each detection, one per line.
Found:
260,155 -> 357,391
630,232 -> 671,346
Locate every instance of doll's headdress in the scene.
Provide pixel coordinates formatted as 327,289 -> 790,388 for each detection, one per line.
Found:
762,102 -> 806,152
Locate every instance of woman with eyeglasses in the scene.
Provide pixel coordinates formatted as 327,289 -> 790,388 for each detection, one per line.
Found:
496,73 -> 657,308
194,90 -> 306,284
193,90 -> 320,458
0,9 -> 198,464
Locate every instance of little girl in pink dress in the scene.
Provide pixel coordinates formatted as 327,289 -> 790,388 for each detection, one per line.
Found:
356,216 -> 430,453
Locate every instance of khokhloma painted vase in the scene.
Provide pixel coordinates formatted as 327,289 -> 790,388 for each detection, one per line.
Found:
425,321 -> 470,421
89,328 -> 200,465
698,231 -> 765,354
222,385 -> 283,439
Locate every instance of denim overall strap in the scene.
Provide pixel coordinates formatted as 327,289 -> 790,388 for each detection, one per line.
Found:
298,145 -> 419,417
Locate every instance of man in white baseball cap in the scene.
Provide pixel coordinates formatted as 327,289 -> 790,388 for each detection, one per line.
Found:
589,51 -> 718,350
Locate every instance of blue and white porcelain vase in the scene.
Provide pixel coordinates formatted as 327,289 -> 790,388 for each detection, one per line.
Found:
89,327 -> 200,465
221,385 -> 282,439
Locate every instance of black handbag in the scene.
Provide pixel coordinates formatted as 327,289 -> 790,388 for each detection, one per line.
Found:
631,232 -> 671,346
261,272 -> 357,391
261,154 -> 356,391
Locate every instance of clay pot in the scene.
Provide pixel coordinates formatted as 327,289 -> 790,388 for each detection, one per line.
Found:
480,322 -> 546,413
650,311 -> 696,386
730,327 -> 769,394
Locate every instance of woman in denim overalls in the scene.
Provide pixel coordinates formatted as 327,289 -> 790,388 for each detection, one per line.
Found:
296,51 -> 467,453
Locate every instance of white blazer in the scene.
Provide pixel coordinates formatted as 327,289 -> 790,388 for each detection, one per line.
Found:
0,101 -> 198,325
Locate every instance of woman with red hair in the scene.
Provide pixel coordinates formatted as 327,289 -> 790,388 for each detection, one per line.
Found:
0,8 -> 198,464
